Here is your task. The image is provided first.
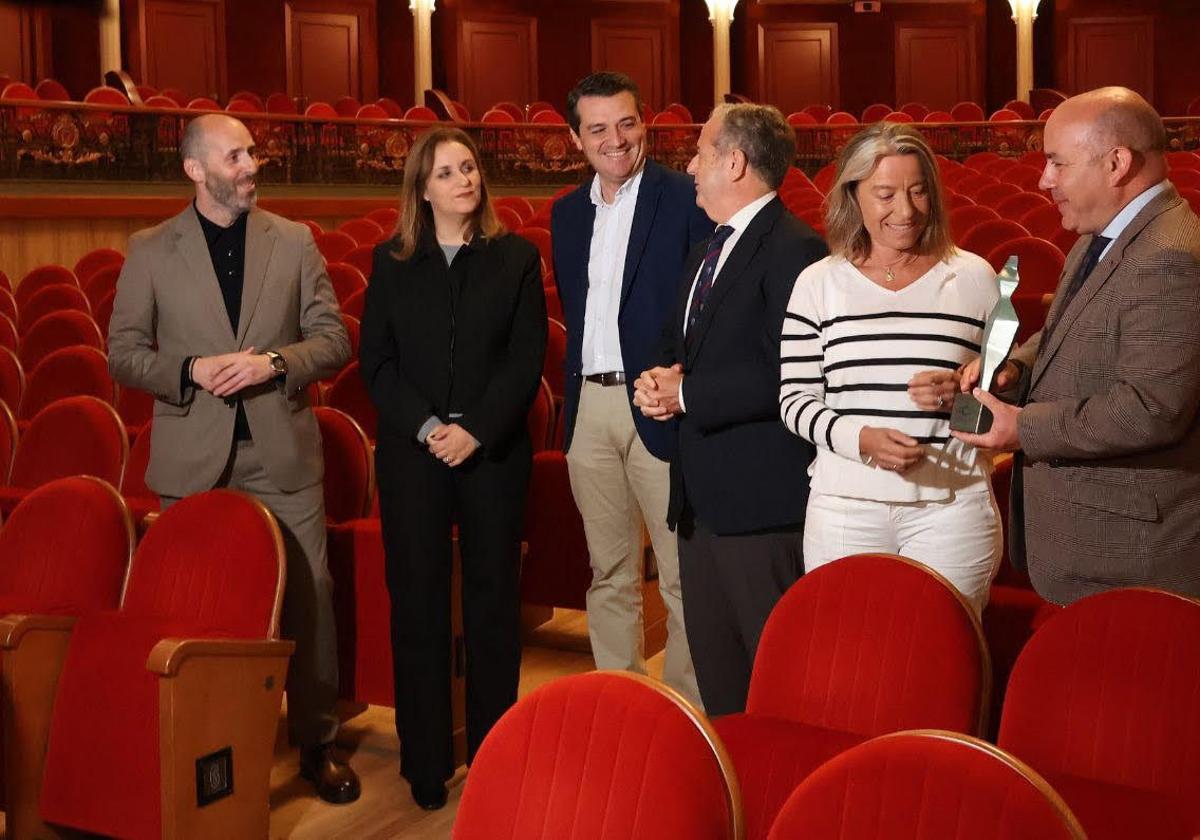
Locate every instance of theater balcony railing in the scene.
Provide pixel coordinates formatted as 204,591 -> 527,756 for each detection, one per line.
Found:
2,99 -> 1198,188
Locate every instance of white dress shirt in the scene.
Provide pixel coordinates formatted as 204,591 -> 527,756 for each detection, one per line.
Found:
1097,179 -> 1168,261
582,166 -> 645,375
677,190 -> 776,411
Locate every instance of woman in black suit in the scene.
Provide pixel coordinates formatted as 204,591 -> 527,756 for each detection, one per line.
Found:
359,127 -> 546,810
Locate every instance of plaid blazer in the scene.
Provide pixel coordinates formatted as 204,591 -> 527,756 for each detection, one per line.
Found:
1007,185 -> 1200,604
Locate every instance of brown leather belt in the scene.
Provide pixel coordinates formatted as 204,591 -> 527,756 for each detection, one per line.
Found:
583,371 -> 626,386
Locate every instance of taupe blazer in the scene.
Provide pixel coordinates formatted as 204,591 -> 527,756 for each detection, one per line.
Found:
1008,185 -> 1200,604
108,206 -> 350,497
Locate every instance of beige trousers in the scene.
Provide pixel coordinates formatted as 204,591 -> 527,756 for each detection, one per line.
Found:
566,380 -> 700,706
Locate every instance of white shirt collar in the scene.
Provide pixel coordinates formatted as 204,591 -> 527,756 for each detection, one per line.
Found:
1099,180 -> 1168,242
720,190 -> 777,234
589,164 -> 646,209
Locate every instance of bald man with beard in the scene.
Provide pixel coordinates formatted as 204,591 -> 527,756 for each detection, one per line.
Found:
107,114 -> 359,802
956,87 -> 1200,605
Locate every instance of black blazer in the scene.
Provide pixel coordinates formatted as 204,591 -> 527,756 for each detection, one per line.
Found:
551,160 -> 713,459
660,197 -> 828,535
359,231 -> 547,457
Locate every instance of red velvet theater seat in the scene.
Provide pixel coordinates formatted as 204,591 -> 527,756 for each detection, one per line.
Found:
520,451 -> 592,611
314,406 -> 374,524
0,477 -> 134,838
14,266 -> 78,311
455,671 -> 743,840
37,490 -> 292,840
17,310 -> 105,374
119,423 -> 160,530
526,377 -> 554,452
18,346 -> 116,421
767,730 -> 1084,839
17,284 -> 92,336
326,361 -> 377,440
998,588 -> 1200,840
714,554 -> 989,840
0,396 -> 128,515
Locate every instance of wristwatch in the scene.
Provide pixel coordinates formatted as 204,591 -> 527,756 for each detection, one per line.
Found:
265,351 -> 288,380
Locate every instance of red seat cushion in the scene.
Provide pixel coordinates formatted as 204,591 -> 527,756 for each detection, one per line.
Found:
714,714 -> 866,840
327,518 -> 395,705
1046,772 -> 1199,840
39,613 -> 240,839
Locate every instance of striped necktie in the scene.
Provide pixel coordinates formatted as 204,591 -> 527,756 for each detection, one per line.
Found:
685,225 -> 734,340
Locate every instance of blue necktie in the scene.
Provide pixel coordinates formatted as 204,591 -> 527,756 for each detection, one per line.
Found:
686,225 -> 734,343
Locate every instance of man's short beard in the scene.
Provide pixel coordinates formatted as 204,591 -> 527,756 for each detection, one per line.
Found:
205,167 -> 256,214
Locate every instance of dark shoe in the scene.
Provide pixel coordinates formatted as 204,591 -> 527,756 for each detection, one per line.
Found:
410,780 -> 449,811
299,744 -> 361,805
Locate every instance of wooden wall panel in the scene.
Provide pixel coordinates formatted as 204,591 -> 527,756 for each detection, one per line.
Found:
591,20 -> 676,111
1066,17 -> 1154,100
284,0 -> 378,104
896,23 -> 979,110
757,23 -> 838,115
139,0 -> 226,100
458,15 -> 537,117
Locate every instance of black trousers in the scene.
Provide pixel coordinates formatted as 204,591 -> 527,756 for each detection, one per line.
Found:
377,435 -> 530,785
677,515 -> 804,717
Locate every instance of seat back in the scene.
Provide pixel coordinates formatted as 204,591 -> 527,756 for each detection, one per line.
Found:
998,588 -> 1200,798
0,312 -> 16,352
18,310 -> 104,373
543,318 -> 566,399
16,265 -> 78,309
364,206 -> 400,231
327,361 -> 377,439
494,196 -> 535,224
9,396 -> 128,490
81,262 -> 122,311
455,671 -> 742,840
337,218 -> 386,246
985,236 -> 1065,294
995,190 -> 1051,221
18,284 -> 92,335
315,230 -> 357,263
72,248 -> 124,285
122,490 -> 285,638
120,422 -> 155,501
526,378 -> 554,452
0,346 -> 25,414
19,346 -> 115,420
516,226 -> 553,270
0,476 -> 133,614
325,261 -> 367,304
959,219 -> 1030,259
0,398 -> 16,482
747,554 -> 989,737
343,244 -> 377,278
768,730 -> 1084,839
314,407 -> 374,524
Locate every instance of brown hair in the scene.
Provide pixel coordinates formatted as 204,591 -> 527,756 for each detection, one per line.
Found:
392,127 -> 504,260
824,122 -> 954,262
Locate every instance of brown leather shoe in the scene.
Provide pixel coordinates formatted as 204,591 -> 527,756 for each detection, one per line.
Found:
299,744 -> 361,805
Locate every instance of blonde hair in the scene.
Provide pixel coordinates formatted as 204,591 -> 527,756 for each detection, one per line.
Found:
824,123 -> 954,262
393,127 -> 504,261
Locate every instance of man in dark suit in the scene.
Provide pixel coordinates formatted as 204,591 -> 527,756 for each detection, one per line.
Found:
107,114 -> 359,802
957,87 -> 1200,605
552,72 -> 712,704
635,104 -> 828,715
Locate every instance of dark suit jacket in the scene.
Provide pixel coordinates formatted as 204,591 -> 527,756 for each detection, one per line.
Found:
551,160 -> 713,460
659,197 -> 828,535
107,207 -> 350,496
359,231 -> 547,460
1008,185 -> 1200,604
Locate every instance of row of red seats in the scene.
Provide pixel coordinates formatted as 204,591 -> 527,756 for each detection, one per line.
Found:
788,98 -> 1055,126
453,571 -> 1199,839
0,475 -> 290,838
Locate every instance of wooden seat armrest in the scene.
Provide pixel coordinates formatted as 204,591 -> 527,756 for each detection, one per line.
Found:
0,614 -> 77,648
1042,293 -> 1054,304
147,638 -> 295,676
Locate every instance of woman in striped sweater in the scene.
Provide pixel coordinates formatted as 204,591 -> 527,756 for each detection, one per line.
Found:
779,123 -> 1001,614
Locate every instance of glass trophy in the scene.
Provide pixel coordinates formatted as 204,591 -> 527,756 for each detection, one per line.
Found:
950,255 -> 1022,434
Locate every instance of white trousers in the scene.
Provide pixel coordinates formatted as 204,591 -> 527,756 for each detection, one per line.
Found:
803,489 -> 1002,616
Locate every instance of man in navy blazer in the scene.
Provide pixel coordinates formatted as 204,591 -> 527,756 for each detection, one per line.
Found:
552,72 -> 712,703
635,104 -> 827,715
